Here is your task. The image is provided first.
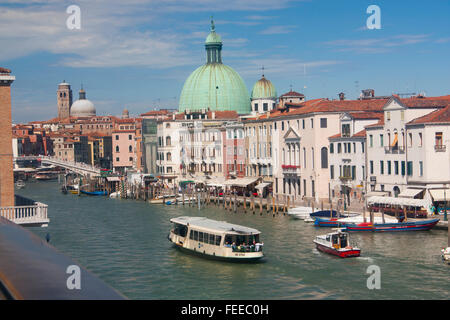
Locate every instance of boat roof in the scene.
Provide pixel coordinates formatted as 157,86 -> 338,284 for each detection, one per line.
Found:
170,216 -> 261,235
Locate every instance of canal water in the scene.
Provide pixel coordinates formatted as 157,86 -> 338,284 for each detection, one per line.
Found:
18,181 -> 450,299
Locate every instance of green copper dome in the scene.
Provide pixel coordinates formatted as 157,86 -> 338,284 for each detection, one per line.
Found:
178,20 -> 251,114
251,75 -> 277,100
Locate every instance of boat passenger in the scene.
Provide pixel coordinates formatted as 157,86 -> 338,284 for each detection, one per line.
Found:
255,242 -> 263,252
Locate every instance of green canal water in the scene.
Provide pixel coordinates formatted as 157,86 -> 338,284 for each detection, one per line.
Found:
18,181 -> 450,299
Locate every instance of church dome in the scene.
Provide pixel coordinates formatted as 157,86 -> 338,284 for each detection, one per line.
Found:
70,88 -> 96,117
178,20 -> 250,114
251,75 -> 277,100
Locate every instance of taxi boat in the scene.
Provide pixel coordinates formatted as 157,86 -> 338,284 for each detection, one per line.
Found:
313,229 -> 361,258
168,216 -> 264,262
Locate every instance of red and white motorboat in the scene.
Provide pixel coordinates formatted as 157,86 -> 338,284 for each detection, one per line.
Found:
313,229 -> 360,258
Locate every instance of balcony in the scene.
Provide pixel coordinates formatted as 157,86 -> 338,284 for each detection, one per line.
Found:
435,144 -> 446,152
384,146 -> 405,154
0,195 -> 49,227
282,165 -> 300,175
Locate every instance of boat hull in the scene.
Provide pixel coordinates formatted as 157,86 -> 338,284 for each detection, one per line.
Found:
171,241 -> 264,263
345,219 -> 439,232
80,190 -> 107,196
314,242 -> 360,258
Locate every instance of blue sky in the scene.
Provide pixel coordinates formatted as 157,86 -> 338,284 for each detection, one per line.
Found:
1,0 -> 449,123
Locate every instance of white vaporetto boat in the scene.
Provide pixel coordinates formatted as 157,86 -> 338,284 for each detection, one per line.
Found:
168,216 -> 264,261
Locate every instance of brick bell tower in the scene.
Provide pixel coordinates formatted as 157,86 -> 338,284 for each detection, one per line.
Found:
57,81 -> 72,119
0,67 -> 15,207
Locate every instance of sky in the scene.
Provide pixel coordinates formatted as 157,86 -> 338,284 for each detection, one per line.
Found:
1,0 -> 450,123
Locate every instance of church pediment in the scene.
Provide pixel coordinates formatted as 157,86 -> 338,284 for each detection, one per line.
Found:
283,127 -> 301,142
383,96 -> 405,111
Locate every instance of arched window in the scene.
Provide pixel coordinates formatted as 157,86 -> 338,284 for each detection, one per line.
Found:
321,147 -> 328,168
116,146 -> 119,152
129,145 -> 132,152
166,136 -> 171,146
167,152 -> 172,161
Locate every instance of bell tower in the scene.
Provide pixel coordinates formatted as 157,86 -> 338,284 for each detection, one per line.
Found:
0,67 -> 15,207
57,81 -> 72,119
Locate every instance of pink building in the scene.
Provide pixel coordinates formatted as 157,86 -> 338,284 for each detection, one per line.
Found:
112,118 -> 137,173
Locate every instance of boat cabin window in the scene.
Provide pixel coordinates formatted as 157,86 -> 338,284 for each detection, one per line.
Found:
224,234 -> 260,246
189,229 -> 221,246
339,234 -> 348,247
173,223 -> 188,237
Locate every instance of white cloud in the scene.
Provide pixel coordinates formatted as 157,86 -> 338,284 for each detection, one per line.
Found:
323,34 -> 430,53
260,25 -> 296,35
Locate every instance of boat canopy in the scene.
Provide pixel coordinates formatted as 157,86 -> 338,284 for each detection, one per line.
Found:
429,189 -> 450,202
367,196 -> 429,207
170,216 -> 261,235
398,188 -> 423,198
106,177 -> 121,182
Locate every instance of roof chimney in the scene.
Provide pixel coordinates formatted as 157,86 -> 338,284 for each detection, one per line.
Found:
338,92 -> 345,101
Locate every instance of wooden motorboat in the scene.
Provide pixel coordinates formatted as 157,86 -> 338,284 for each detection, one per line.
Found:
314,229 -> 360,258
344,219 -> 440,232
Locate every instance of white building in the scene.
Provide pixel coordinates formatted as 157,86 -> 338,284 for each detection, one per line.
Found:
328,112 -> 382,205
365,95 -> 450,198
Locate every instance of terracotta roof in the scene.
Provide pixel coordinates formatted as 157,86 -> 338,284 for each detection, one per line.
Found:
348,112 -> 383,120
407,105 -> 450,125
0,67 -> 11,74
396,95 -> 450,109
140,109 -> 173,117
280,90 -> 304,98
329,129 -> 366,140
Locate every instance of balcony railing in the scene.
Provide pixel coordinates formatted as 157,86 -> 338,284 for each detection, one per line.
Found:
384,146 -> 405,154
435,144 -> 446,152
282,165 -> 300,175
0,195 -> 49,227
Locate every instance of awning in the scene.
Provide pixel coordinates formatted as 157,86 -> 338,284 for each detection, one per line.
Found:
429,189 -> 450,202
206,177 -> 226,187
398,188 -> 424,198
106,177 -> 120,182
224,177 -> 259,187
366,191 -> 389,197
367,196 -> 430,208
391,133 -> 398,147
255,182 -> 271,190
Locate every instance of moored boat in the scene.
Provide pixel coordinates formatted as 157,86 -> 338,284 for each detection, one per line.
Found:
313,229 -> 360,258
344,218 -> 440,232
314,216 -> 397,227
168,216 -> 264,261
80,190 -> 107,196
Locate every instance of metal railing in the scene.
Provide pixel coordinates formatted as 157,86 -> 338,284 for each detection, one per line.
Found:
384,146 -> 405,154
435,144 -> 446,152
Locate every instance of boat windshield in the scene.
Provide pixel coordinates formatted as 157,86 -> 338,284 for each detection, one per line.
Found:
224,234 -> 262,252
172,223 -> 188,237
339,233 -> 348,248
